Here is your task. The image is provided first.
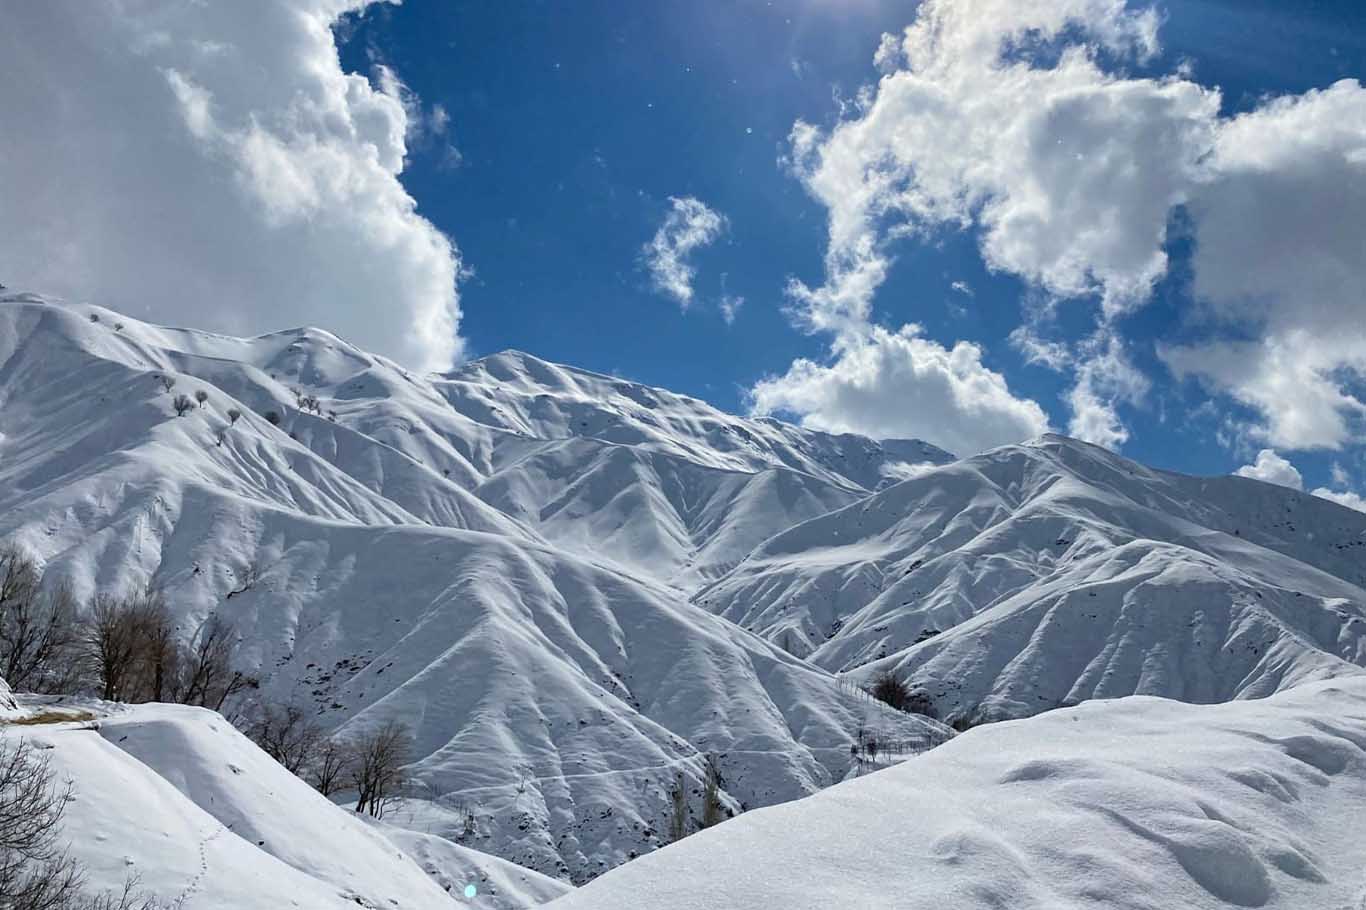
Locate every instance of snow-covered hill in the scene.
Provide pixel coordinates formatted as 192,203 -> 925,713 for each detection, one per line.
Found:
548,676 -> 1366,910
0,292 -> 947,883
8,290 -> 1366,894
3,699 -> 569,909
698,434 -> 1366,725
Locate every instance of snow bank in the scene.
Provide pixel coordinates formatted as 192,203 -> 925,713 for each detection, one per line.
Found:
547,677 -> 1366,909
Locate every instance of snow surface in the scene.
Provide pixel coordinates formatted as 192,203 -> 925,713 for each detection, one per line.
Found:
2,698 -> 569,908
548,677 -> 1366,909
699,434 -> 1366,724
0,293 -> 947,882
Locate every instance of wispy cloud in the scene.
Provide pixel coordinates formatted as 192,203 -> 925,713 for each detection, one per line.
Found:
644,196 -> 728,310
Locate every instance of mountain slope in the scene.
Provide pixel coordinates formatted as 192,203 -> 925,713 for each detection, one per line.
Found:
698,435 -> 1366,724
0,293 -> 948,883
547,676 -> 1366,910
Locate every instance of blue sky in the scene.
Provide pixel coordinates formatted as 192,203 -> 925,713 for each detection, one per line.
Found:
332,0 -> 1366,490
3,0 -> 1364,505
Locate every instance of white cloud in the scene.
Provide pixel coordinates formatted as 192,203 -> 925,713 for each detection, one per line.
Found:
950,281 -> 974,297
1065,332 -> 1149,450
1332,462 -> 1352,488
1160,80 -> 1366,450
719,295 -> 745,325
777,0 -> 1366,454
1312,487 -> 1366,513
644,197 -> 728,310
773,0 -> 1218,450
1234,449 -> 1304,491
749,324 -> 1050,457
0,1 -> 463,372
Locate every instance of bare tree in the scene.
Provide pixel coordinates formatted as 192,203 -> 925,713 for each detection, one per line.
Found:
80,595 -> 144,702
700,754 -> 725,829
667,772 -> 688,843
248,704 -> 323,776
193,390 -> 208,409
308,738 -> 350,798
156,376 -> 175,394
171,395 -> 194,417
0,547 -> 80,694
180,616 -> 249,711
349,720 -> 411,819
130,592 -> 180,704
0,737 -> 83,909
226,409 -> 241,426
0,738 -> 178,910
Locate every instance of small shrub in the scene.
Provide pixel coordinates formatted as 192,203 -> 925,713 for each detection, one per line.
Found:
870,671 -> 910,710
263,410 -> 281,426
88,313 -> 100,323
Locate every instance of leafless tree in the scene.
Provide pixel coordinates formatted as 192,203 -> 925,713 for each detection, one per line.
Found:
226,409 -> 241,426
0,737 -> 82,909
193,390 -> 208,409
248,704 -> 323,776
667,771 -> 688,843
308,737 -> 351,798
0,547 -> 80,694
349,720 -> 411,819
130,592 -> 180,704
80,595 -> 144,703
701,754 -> 725,829
156,376 -> 175,394
171,395 -> 194,417
0,738 -> 178,909
180,616 -> 249,711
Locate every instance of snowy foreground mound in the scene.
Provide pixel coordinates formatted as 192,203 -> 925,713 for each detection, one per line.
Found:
550,677 -> 1366,910
3,700 -> 569,909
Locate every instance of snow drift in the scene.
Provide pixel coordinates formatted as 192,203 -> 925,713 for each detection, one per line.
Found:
548,677 -> 1366,909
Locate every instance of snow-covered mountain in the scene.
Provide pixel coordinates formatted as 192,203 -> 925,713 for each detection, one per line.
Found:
6,291 -> 1366,898
0,292 -> 946,885
548,676 -> 1366,910
699,434 -> 1366,725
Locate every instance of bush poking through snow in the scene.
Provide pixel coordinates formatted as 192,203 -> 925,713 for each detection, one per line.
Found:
262,409 -> 281,426
870,671 -> 912,711
349,720 -> 411,819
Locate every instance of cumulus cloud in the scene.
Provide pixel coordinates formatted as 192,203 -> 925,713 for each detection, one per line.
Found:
773,0 -> 1366,454
0,0 -> 463,372
1234,449 -> 1304,491
749,324 -> 1050,457
644,197 -> 728,310
1313,487 -> 1366,513
1160,80 -> 1366,450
